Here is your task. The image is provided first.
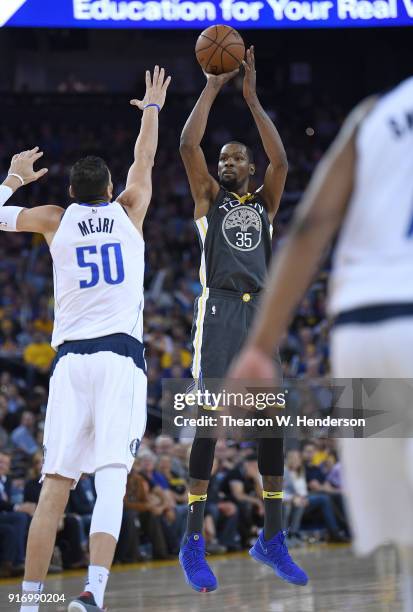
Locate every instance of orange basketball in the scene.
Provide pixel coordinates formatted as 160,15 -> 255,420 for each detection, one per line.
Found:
195,25 -> 245,75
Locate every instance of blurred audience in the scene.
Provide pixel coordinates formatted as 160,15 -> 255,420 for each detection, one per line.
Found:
0,92 -> 350,572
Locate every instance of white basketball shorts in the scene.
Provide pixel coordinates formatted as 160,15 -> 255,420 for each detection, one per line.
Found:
42,334 -> 147,487
331,316 -> 413,555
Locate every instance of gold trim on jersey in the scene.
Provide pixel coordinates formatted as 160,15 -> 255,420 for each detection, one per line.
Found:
195,216 -> 208,289
192,217 -> 209,380
192,287 -> 209,379
229,191 -> 253,204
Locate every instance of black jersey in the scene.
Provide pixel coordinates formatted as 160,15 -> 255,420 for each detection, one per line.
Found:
195,188 -> 273,293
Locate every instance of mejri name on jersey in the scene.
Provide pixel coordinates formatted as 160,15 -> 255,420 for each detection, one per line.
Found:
78,216 -> 114,237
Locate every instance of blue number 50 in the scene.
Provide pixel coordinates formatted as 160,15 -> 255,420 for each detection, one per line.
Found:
76,243 -> 124,288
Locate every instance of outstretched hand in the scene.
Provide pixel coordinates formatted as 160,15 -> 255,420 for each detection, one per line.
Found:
130,66 -> 171,112
204,68 -> 239,90
8,147 -> 48,186
243,46 -> 257,103
226,345 -> 278,382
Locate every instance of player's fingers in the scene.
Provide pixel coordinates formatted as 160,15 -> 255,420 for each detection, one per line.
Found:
153,65 -> 159,86
158,67 -> 165,87
251,45 -> 256,68
34,168 -> 48,180
32,151 -> 44,161
228,68 -> 240,79
130,99 -> 142,107
29,146 -> 40,155
162,75 -> 172,92
145,70 -> 151,89
242,60 -> 250,72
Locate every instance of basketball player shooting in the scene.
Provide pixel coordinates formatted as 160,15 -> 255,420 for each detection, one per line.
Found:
228,77 -> 413,611
178,46 -> 307,592
0,66 -> 170,612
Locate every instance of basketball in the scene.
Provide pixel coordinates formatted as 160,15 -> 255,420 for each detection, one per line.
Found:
195,25 -> 245,75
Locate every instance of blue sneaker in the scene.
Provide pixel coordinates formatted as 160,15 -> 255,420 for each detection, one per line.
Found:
179,533 -> 218,593
249,530 -> 308,586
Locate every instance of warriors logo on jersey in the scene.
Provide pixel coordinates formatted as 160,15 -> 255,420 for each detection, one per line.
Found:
195,188 -> 272,294
222,205 -> 262,252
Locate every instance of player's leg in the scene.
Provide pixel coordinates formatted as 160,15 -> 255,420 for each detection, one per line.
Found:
250,335 -> 284,539
69,348 -> 147,611
260,441 -> 284,540
186,437 -> 216,535
332,320 -> 413,611
72,465 -> 128,611
179,434 -> 218,593
21,475 -> 73,612
400,546 -> 413,612
249,437 -> 308,586
21,354 -> 92,612
180,294 -> 231,592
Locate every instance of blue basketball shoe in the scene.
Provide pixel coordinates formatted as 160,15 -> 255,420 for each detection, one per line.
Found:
179,533 -> 218,593
249,530 -> 308,586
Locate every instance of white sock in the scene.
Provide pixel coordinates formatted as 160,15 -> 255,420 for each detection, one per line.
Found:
85,565 -> 109,608
20,581 -> 44,612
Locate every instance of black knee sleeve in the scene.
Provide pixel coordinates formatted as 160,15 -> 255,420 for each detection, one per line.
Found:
189,437 -> 217,481
258,437 -> 284,476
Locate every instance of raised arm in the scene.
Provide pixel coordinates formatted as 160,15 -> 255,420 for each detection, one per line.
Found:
0,148 -> 63,245
117,66 -> 171,233
180,70 -> 238,220
243,47 -> 288,221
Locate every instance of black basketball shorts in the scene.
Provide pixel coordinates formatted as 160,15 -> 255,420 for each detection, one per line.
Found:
191,287 -> 281,384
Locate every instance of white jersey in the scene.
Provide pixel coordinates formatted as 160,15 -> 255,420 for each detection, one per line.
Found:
328,77 -> 413,315
50,201 -> 144,349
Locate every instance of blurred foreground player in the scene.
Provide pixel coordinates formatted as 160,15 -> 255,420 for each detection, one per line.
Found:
0,67 -> 170,612
179,47 -> 307,592
229,77 -> 413,610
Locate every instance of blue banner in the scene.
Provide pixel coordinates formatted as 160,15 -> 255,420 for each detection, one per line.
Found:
1,0 -> 413,29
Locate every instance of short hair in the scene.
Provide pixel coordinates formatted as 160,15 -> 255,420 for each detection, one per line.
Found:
224,141 -> 254,164
70,156 -> 110,203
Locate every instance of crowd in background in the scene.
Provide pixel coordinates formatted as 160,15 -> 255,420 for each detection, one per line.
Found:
0,89 -> 346,577
0,435 -> 349,577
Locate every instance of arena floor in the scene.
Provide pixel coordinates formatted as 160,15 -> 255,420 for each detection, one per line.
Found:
0,545 -> 401,612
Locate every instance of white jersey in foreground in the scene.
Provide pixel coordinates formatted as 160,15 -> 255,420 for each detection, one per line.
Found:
328,77 -> 413,315
50,201 -> 144,349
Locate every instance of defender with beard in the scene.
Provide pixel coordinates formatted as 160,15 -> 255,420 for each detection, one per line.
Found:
178,47 -> 307,593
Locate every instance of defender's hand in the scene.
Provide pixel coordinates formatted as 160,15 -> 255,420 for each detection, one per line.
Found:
204,68 -> 239,90
7,147 -> 48,187
242,46 -> 257,103
227,345 -> 277,381
130,66 -> 171,112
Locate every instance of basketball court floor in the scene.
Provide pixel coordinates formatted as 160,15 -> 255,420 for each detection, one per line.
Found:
0,544 -> 402,611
